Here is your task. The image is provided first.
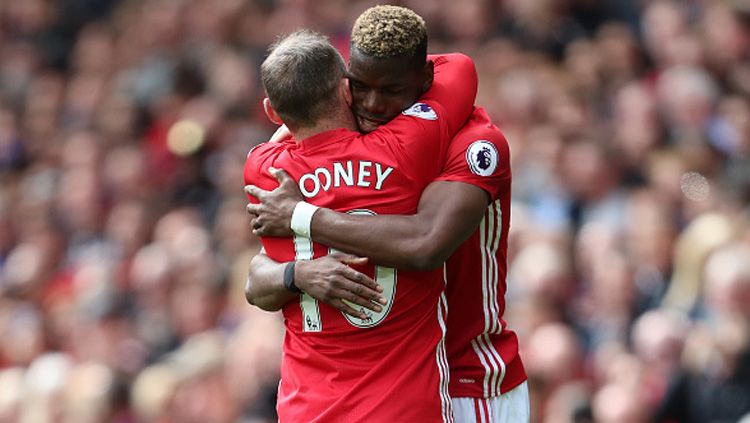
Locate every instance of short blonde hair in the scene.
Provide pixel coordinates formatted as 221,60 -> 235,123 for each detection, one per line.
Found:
351,5 -> 427,58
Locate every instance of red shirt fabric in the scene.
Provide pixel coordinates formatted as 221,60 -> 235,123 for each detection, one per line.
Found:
245,54 -> 477,422
435,107 -> 527,398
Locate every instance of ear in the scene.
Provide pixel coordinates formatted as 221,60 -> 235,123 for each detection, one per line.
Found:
422,59 -> 434,93
263,98 -> 284,125
341,78 -> 352,107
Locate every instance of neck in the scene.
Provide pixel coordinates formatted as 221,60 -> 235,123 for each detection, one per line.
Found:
292,107 -> 357,141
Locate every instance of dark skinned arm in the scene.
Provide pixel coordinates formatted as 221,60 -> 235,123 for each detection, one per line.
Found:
246,168 -> 489,270
313,181 -> 488,270
245,251 -> 296,311
245,249 -> 387,318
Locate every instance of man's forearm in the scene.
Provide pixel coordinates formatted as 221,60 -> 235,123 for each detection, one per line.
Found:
310,181 -> 488,270
245,252 -> 296,311
245,251 -> 386,318
311,210 -> 432,269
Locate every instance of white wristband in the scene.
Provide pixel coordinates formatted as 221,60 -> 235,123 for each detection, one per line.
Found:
290,202 -> 319,238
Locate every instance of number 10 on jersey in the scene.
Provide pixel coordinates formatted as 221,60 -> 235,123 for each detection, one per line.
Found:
294,210 -> 397,332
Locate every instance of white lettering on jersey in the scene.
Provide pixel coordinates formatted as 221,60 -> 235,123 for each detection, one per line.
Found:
298,161 -> 395,199
315,167 -> 332,191
299,173 -> 320,197
333,161 -> 354,187
357,161 -> 372,187
374,163 -> 394,190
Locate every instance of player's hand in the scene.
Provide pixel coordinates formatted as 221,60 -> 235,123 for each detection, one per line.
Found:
245,167 -> 303,237
269,124 -> 292,143
295,254 -> 387,320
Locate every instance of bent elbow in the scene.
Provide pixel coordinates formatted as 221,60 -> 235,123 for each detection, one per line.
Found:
454,53 -> 477,91
244,277 -> 257,306
393,227 -> 449,270
254,301 -> 282,312
410,255 -> 444,271
408,243 -> 448,271
245,277 -> 285,312
245,293 -> 281,312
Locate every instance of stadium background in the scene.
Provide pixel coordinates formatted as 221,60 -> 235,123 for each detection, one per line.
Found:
1,0 -> 749,421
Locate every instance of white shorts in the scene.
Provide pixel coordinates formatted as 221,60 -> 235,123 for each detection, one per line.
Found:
452,382 -> 530,423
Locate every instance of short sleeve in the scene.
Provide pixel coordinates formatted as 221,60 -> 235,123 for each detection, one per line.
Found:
435,118 -> 511,201
244,142 -> 285,204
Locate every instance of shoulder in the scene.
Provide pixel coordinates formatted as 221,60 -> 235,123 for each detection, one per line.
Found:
457,127 -> 509,162
450,110 -> 510,176
458,109 -> 507,144
246,140 -> 297,168
366,99 -> 447,142
401,101 -> 441,121
430,52 -> 474,67
244,141 -> 293,184
246,140 -> 290,161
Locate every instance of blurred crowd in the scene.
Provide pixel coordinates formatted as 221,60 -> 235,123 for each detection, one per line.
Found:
0,0 -> 749,422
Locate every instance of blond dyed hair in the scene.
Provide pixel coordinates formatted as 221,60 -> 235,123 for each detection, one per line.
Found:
351,5 -> 427,59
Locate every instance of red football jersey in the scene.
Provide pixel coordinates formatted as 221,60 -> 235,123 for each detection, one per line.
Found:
435,108 -> 527,398
245,54 -> 477,422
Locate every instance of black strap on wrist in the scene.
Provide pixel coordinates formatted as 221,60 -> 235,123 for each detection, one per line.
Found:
283,261 -> 302,294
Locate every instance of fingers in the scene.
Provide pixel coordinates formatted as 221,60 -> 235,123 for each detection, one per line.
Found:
268,167 -> 293,185
246,203 -> 262,215
332,299 -> 368,320
269,124 -> 291,143
327,254 -> 381,294
247,215 -> 268,236
247,169 -> 301,203
252,224 -> 269,237
247,205 -> 269,236
343,267 -> 383,295
244,184 -> 269,200
306,270 -> 384,309
333,288 -> 383,313
328,252 -> 368,265
294,257 -> 388,316
339,275 -> 386,305
340,256 -> 368,266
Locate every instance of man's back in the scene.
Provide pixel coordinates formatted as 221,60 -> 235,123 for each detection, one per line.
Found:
245,115 -> 454,422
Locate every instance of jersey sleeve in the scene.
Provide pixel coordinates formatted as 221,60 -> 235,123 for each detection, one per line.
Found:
422,53 -> 478,137
434,113 -> 511,201
243,143 -> 270,205
243,142 -> 299,262
244,141 -> 295,204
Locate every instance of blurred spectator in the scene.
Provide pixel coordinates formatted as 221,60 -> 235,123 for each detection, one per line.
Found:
655,315 -> 750,422
1,1 -> 749,421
